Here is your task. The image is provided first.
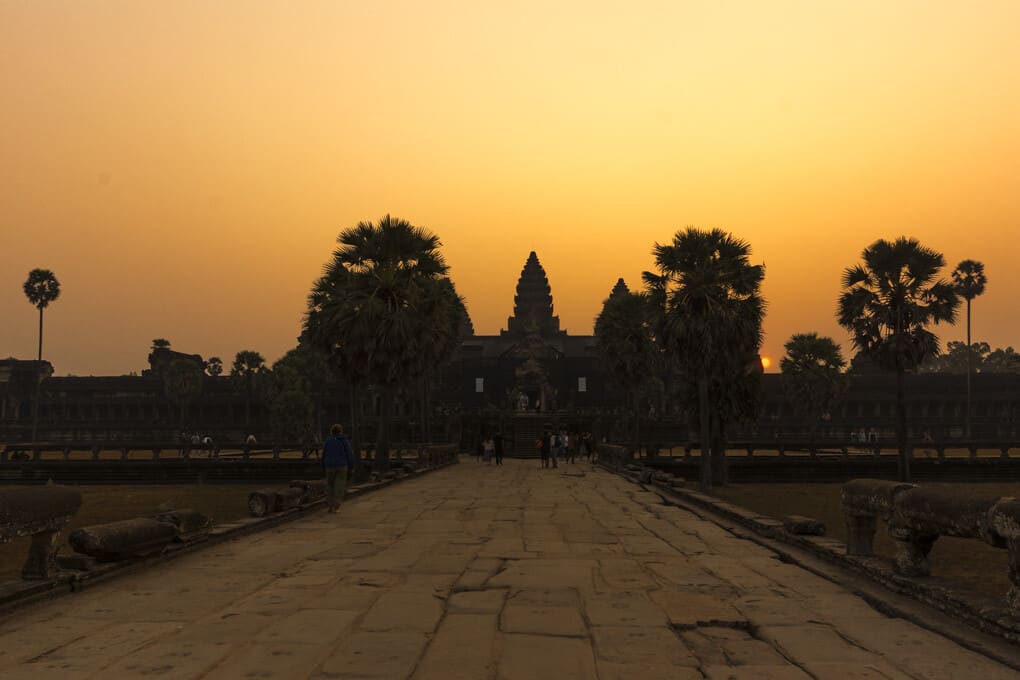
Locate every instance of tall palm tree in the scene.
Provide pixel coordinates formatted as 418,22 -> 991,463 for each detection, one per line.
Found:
951,260 -> 987,438
23,269 -> 61,362
231,350 -> 266,428
595,282 -> 657,450
23,268 -> 61,443
303,215 -> 465,472
838,237 -> 959,481
644,228 -> 765,490
780,333 -> 846,439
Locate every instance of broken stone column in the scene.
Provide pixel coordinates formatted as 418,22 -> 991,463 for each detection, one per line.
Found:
0,485 -> 82,580
69,518 -> 178,561
887,487 -> 1001,577
154,509 -> 212,543
840,479 -> 914,556
988,497 -> 1020,611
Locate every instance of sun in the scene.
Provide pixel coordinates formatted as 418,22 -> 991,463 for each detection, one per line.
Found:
760,356 -> 772,370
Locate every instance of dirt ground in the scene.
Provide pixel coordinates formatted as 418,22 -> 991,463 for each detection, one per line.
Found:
707,482 -> 1019,602
1,484 -> 266,583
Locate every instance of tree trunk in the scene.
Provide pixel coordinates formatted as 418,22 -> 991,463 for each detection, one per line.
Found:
710,413 -> 727,485
36,307 -> 43,360
376,386 -> 393,473
965,298 -> 972,439
31,308 -> 43,444
896,365 -> 910,482
698,375 -> 712,490
349,381 -> 362,478
633,392 -> 641,453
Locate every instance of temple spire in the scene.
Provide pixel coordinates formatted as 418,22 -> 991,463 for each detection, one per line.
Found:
609,278 -> 630,299
502,251 -> 564,338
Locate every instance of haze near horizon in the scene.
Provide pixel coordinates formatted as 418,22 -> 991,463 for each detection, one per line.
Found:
2,1 -> 1018,375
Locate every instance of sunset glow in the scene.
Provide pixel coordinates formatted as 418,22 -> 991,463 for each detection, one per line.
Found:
3,2 -> 1019,374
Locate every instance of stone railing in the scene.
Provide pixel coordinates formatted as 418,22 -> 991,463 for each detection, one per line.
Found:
419,444 -> 459,468
1,441 -> 451,463
841,478 -> 1020,610
623,440 -> 1020,459
68,509 -> 212,565
0,486 -> 82,579
248,480 -> 327,518
596,444 -> 631,470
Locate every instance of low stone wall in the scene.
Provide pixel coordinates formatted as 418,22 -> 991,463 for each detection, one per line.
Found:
0,453 -> 461,614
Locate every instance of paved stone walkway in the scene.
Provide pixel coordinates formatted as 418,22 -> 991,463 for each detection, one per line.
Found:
1,460 -> 1017,679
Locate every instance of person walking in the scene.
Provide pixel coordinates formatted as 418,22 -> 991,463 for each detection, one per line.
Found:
550,430 -> 560,469
539,430 -> 551,469
322,423 -> 355,514
494,432 -> 504,466
483,436 -> 494,465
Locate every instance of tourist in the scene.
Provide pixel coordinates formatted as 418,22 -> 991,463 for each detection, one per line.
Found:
322,423 -> 355,514
245,433 -> 257,445
483,436 -> 494,465
562,430 -> 573,463
539,430 -> 551,468
550,430 -> 560,468
202,434 -> 214,457
494,432 -> 504,466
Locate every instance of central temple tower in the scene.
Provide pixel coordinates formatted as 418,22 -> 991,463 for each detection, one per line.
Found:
502,251 -> 565,338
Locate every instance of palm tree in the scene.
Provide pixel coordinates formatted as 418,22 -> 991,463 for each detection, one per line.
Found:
231,350 -> 266,428
644,228 -> 765,490
594,280 -> 657,451
23,268 -> 61,443
205,356 -> 223,377
780,333 -> 846,439
23,269 -> 61,362
951,260 -> 987,438
303,215 -> 465,472
838,237 -> 959,481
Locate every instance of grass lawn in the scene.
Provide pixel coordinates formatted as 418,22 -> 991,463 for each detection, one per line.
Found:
1,484 -> 267,583
707,482 -> 1020,602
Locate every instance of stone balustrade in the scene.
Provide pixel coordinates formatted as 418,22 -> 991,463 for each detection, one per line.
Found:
0,486 -> 82,579
68,508 -> 213,562
248,480 -> 327,518
842,478 -> 1020,610
596,444 -> 630,470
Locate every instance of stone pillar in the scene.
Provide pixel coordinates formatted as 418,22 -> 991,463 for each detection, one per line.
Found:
844,514 -> 877,556
1007,538 -> 1020,612
23,530 -> 63,579
887,524 -> 937,576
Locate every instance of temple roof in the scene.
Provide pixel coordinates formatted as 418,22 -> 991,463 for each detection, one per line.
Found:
502,251 -> 565,338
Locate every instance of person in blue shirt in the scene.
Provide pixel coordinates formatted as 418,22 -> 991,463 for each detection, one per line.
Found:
322,423 -> 355,514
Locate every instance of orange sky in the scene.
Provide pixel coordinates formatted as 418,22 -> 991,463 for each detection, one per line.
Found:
2,1 -> 1019,376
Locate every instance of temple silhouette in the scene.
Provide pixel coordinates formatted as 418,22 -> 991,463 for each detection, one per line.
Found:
1,251 -> 1018,450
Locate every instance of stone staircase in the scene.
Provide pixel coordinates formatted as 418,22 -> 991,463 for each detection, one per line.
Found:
510,415 -> 546,458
